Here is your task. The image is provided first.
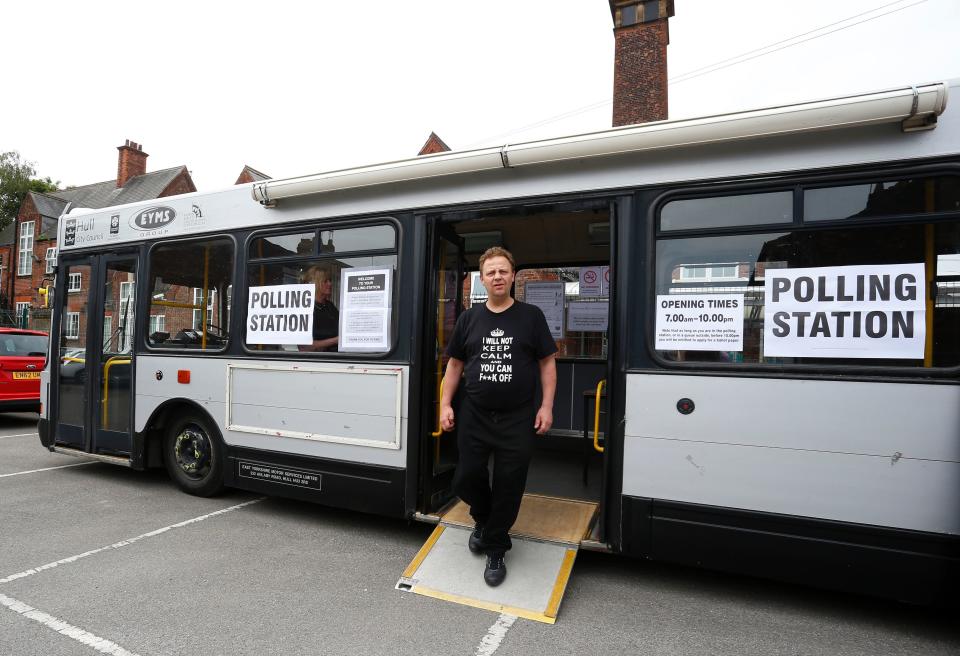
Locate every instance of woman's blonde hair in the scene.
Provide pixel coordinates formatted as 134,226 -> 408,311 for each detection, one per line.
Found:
301,265 -> 332,285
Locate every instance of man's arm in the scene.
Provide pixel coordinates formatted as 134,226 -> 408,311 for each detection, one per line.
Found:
534,354 -> 556,435
439,357 -> 464,431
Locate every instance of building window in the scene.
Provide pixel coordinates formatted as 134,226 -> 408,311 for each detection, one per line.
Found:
102,315 -> 113,348
65,312 -> 80,339
45,247 -> 57,274
149,315 -> 166,335
15,302 -> 30,327
18,221 -> 34,276
68,272 -> 82,292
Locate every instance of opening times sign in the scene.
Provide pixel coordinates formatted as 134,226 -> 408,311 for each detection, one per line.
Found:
763,263 -> 925,359
655,294 -> 745,351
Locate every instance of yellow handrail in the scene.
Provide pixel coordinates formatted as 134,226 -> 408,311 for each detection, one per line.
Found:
593,379 -> 606,453
431,378 -> 445,438
201,246 -> 210,350
101,356 -> 131,426
151,300 -> 203,310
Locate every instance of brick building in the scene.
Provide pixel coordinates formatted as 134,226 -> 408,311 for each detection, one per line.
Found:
1,141 -> 195,327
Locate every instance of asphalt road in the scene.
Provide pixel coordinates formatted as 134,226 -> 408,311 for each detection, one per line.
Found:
1,412 -> 957,656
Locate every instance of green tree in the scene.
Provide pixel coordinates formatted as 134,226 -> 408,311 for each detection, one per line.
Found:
0,151 -> 58,230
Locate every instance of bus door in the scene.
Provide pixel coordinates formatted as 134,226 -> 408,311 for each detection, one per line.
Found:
53,253 -> 138,457
420,220 -> 465,511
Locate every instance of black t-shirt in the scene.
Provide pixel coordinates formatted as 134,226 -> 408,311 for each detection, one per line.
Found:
446,301 -> 557,410
313,301 -> 339,351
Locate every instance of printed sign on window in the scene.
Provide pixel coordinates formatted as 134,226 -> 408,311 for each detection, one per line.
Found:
246,284 -> 314,345
339,267 -> 393,352
762,263 -> 926,359
655,294 -> 744,351
524,281 -> 565,339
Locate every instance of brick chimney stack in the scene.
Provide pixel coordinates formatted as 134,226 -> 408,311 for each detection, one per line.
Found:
117,139 -> 148,187
609,1 -> 675,127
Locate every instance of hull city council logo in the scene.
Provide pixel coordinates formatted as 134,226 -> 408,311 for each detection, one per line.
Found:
129,206 -> 177,232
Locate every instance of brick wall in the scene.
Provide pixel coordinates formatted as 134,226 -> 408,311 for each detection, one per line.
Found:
612,17 -> 669,126
160,168 -> 197,197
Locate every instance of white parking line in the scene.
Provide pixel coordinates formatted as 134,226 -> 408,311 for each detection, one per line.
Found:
0,462 -> 97,478
0,592 -> 140,656
0,497 -> 265,585
0,432 -> 39,439
475,613 -> 517,656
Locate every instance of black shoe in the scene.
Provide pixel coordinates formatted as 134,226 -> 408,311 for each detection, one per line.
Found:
484,553 -> 507,587
468,524 -> 485,554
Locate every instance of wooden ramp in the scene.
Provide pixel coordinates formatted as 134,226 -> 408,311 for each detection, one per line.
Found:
397,495 -> 597,624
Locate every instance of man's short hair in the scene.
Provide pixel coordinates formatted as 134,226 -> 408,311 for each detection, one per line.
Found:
478,246 -> 516,273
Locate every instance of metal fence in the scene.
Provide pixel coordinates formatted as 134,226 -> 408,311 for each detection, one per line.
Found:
0,308 -> 52,333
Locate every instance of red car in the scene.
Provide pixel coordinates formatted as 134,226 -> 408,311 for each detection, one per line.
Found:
0,328 -> 48,413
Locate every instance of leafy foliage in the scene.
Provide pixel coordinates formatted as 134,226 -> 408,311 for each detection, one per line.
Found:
0,151 -> 58,230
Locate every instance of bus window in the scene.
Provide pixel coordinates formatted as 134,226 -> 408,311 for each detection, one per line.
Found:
244,223 -> 398,354
654,220 -> 960,368
513,266 -> 608,359
146,237 -> 234,350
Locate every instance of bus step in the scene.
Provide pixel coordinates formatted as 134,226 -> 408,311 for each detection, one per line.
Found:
51,446 -> 131,468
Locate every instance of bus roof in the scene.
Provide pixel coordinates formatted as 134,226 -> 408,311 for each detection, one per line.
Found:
58,80 -> 957,253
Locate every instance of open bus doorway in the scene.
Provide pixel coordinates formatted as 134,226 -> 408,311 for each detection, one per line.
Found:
420,198 -> 614,546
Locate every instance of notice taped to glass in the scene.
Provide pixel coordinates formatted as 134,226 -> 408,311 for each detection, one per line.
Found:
655,294 -> 745,351
238,461 -> 322,490
339,266 -> 393,352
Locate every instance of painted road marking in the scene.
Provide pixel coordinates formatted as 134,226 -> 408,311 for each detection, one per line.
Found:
475,613 -> 517,656
0,462 -> 97,478
0,498 -> 265,585
0,592 -> 140,656
0,432 -> 39,439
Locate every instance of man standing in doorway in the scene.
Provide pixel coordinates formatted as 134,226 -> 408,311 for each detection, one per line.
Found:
439,247 -> 558,587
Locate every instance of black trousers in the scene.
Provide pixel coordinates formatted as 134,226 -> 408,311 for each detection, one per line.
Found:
452,396 -> 536,554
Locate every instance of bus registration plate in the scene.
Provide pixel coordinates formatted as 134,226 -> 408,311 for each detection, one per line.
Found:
13,372 -> 40,379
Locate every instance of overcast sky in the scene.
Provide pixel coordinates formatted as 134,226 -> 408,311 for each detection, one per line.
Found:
4,0 -> 958,192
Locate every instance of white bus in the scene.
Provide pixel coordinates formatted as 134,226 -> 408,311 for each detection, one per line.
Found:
40,81 -> 959,604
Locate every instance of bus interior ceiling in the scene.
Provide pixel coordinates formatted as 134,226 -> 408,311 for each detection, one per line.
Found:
450,203 -> 611,503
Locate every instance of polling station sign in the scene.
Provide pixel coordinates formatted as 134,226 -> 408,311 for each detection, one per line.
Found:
246,284 -> 314,345
763,263 -> 926,359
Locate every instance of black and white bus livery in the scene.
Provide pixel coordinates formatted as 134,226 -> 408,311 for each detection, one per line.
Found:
39,81 -> 959,604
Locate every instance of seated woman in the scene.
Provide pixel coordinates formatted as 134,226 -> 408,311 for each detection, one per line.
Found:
301,265 -> 339,352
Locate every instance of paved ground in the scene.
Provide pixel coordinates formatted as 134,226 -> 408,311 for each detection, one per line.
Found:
1,412 -> 957,656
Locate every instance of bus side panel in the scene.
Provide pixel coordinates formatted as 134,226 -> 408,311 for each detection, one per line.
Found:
135,356 -> 410,515
620,372 -> 960,602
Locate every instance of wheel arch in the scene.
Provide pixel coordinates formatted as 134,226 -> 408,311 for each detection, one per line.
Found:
142,398 -> 224,469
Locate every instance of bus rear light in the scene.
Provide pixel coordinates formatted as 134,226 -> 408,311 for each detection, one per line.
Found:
177,370 -> 191,384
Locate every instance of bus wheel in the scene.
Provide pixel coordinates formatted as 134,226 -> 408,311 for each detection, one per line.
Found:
163,413 -> 225,497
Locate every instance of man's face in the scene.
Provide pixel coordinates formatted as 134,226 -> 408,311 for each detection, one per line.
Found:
480,256 -> 515,300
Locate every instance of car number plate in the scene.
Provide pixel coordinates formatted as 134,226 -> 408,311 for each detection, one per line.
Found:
12,372 -> 40,379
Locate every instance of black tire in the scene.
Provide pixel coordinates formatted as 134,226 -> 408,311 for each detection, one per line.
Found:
163,412 -> 225,497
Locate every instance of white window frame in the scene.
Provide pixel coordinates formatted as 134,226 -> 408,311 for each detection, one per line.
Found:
15,301 -> 30,327
66,312 -> 80,340
102,314 -> 113,349
119,281 -> 135,352
18,221 -> 34,276
68,272 -> 83,292
149,314 -> 166,334
45,247 -> 57,274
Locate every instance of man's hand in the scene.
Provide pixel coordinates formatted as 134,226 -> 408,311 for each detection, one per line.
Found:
440,405 -> 456,432
534,406 -> 553,435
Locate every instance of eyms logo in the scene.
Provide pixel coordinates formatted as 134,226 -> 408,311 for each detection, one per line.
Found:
130,206 -> 176,231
